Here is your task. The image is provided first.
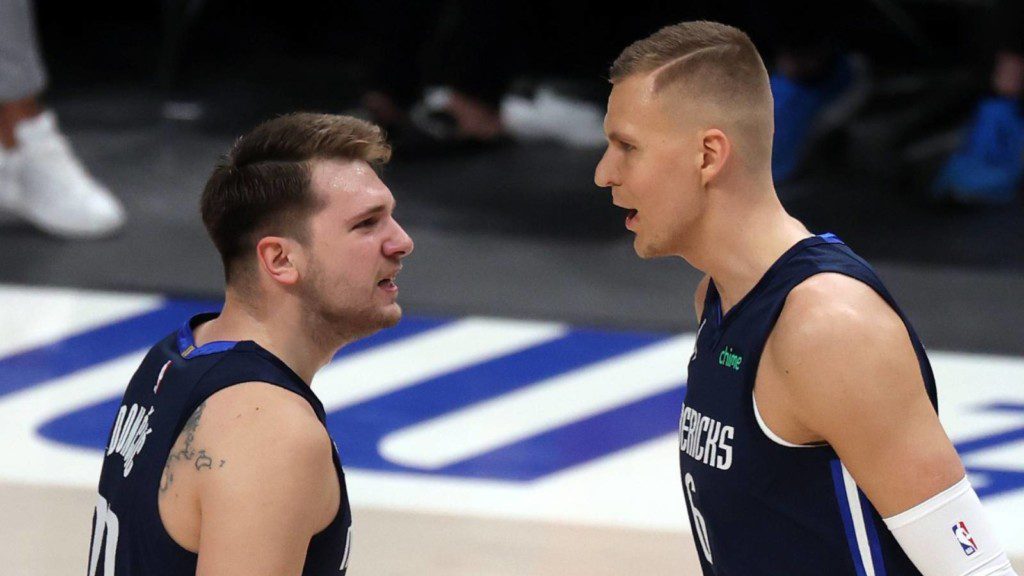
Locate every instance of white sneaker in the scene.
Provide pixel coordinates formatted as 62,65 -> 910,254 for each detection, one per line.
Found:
6,111 -> 126,238
0,147 -> 19,213
501,87 -> 607,149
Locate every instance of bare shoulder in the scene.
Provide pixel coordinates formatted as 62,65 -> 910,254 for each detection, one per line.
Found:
693,274 -> 711,323
766,273 -> 917,396
199,382 -> 334,480
175,383 -> 341,571
161,381 -> 334,489
200,381 -> 325,440
763,277 -> 962,515
772,273 -> 904,353
188,382 -> 335,520
157,382 -> 338,552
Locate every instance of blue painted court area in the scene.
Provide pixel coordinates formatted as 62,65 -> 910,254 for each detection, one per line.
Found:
17,298 -> 684,482
4,296 -> 1024,497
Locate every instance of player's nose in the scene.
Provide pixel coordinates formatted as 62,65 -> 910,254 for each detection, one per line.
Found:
594,148 -> 618,188
384,220 -> 414,259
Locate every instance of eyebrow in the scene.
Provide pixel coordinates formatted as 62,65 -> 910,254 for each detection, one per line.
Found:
606,131 -> 634,144
348,203 -> 392,224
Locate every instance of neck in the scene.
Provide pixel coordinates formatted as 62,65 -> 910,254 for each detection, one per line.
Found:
193,289 -> 343,385
683,180 -> 812,314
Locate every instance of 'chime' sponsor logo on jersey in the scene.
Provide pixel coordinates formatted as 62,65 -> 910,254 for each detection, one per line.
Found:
718,346 -> 743,371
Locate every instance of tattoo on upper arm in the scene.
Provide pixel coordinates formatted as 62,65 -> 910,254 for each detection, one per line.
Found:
194,450 -> 213,470
159,401 -> 227,493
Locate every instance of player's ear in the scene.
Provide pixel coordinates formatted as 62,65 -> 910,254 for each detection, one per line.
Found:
255,236 -> 300,286
699,128 -> 730,186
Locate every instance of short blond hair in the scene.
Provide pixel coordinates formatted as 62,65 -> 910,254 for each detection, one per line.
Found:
611,21 -> 773,168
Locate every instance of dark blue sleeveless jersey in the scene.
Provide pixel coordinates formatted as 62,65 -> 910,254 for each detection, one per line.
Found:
88,313 -> 353,576
680,234 -> 936,576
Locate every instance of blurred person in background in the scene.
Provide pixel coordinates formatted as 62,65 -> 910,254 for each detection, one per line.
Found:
754,2 -> 866,184
353,0 -> 688,150
357,0 -> 1019,201
0,0 -> 125,238
686,1 -> 867,184
931,0 -> 1024,205
352,0 -> 867,163
717,0 -> 1024,196
352,0 -> 512,147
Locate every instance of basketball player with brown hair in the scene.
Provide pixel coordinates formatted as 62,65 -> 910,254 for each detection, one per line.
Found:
88,112 -> 413,575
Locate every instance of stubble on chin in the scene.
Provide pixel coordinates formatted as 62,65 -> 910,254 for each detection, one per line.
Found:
302,273 -> 404,347
314,306 -> 398,346
330,301 -> 404,343
374,304 -> 402,332
633,234 -> 657,259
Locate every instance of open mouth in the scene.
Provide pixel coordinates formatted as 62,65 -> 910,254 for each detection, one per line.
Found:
625,208 -> 638,227
378,266 -> 401,292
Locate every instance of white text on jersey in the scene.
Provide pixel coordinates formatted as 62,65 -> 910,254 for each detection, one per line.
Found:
106,403 -> 155,477
679,404 -> 734,471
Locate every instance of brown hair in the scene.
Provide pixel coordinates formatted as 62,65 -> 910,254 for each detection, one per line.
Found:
610,21 -> 773,167
201,112 -> 391,284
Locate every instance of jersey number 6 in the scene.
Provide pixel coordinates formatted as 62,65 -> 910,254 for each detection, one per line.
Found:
684,473 -> 714,564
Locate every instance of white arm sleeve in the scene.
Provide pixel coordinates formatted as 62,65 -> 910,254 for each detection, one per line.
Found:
883,476 -> 1018,576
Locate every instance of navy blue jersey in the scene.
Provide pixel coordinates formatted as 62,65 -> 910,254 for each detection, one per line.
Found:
680,234 -> 936,576
88,313 -> 352,576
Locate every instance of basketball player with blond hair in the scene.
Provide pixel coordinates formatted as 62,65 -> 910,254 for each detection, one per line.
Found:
595,21 -> 1017,576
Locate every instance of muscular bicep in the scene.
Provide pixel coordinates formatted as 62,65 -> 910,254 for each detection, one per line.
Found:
772,278 -> 964,517
193,383 -> 337,576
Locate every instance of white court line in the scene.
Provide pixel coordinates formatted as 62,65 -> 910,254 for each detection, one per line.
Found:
932,351 -> 1024,475
0,284 -> 161,358
0,317 -> 567,488
379,335 -> 694,469
0,284 -> 1020,554
313,317 -> 567,412
0,352 -> 147,486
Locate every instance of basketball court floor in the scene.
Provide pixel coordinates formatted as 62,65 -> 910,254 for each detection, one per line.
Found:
1,95 -> 1022,574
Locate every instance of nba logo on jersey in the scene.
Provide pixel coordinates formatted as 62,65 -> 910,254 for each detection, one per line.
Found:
153,360 -> 172,394
952,521 -> 978,556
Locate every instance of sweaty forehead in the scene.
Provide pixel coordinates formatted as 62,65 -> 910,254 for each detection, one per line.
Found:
608,75 -> 656,119
606,71 -> 712,133
606,74 -> 683,136
311,158 -> 390,207
312,158 -> 377,191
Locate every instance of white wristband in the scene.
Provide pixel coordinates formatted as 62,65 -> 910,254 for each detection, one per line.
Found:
883,476 -> 1018,576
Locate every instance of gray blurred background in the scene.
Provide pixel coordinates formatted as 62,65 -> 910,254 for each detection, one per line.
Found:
1,0 -> 1021,353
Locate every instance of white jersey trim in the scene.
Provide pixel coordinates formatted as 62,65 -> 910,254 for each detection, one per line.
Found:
840,463 -> 879,576
752,392 -> 826,449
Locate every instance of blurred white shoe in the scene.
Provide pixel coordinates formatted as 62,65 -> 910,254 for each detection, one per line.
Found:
0,147 -> 19,212
5,111 -> 126,238
501,87 -> 607,149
